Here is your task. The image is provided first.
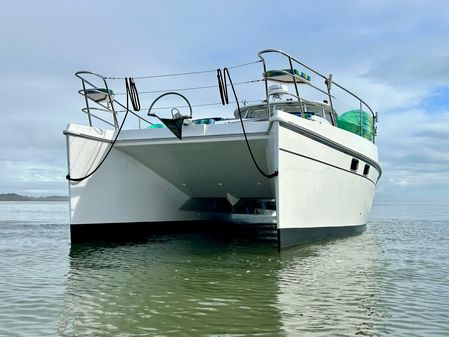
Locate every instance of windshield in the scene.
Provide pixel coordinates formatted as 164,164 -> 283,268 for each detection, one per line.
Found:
235,100 -> 338,125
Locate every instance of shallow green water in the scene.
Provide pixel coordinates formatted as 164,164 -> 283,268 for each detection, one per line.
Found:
0,202 -> 448,336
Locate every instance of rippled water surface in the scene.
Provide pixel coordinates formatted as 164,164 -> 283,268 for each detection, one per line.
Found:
1,201 -> 449,336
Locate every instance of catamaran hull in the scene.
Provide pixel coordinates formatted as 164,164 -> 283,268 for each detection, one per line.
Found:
65,111 -> 380,249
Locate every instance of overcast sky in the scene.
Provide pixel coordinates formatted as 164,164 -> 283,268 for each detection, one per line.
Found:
1,0 -> 448,202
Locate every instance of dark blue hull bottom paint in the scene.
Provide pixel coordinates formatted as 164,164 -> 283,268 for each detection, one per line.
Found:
278,224 -> 367,249
70,221 -> 366,250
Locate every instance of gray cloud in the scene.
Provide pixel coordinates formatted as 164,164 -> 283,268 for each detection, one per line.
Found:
363,55 -> 449,86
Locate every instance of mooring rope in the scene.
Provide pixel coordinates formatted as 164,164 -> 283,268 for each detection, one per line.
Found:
217,68 -> 278,179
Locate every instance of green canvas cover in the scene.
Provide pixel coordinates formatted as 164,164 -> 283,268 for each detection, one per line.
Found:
336,109 -> 374,141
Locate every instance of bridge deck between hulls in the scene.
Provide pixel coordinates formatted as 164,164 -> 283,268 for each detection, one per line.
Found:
116,134 -> 275,199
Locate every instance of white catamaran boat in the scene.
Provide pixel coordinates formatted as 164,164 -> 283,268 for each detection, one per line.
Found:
64,49 -> 381,249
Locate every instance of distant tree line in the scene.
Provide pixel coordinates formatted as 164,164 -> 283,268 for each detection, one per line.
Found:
0,193 -> 68,201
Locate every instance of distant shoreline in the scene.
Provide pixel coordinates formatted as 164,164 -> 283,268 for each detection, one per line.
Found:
0,193 -> 68,202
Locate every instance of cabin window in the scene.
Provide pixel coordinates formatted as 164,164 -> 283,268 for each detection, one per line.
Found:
323,110 -> 337,126
363,164 -> 370,176
350,159 -> 359,172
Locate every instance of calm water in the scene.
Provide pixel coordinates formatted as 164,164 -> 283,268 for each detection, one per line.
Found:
0,202 -> 448,336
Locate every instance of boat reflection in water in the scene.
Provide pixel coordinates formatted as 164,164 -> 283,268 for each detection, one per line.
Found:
275,232 -> 385,335
58,231 -> 384,336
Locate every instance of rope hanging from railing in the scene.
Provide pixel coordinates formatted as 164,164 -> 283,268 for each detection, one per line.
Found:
216,69 -> 229,105
125,77 -> 141,111
217,68 -> 278,179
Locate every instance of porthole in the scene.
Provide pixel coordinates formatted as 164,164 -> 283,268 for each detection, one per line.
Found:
363,164 -> 370,176
350,158 -> 359,172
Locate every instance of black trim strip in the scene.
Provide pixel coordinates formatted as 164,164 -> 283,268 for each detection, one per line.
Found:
280,148 -> 376,185
279,121 -> 382,179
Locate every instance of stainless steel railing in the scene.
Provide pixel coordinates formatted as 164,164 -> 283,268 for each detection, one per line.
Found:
75,71 -> 153,129
75,51 -> 378,142
258,49 -> 377,142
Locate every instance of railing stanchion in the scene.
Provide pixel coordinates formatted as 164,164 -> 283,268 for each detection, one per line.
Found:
80,80 -> 92,127
288,56 -> 304,117
103,78 -> 118,128
260,58 -> 270,118
326,74 -> 335,125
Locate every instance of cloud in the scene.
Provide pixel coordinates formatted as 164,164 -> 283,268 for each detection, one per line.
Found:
363,54 -> 449,86
0,159 -> 66,196
375,106 -> 449,201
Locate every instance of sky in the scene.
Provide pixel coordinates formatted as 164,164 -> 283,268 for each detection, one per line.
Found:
0,0 -> 448,202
